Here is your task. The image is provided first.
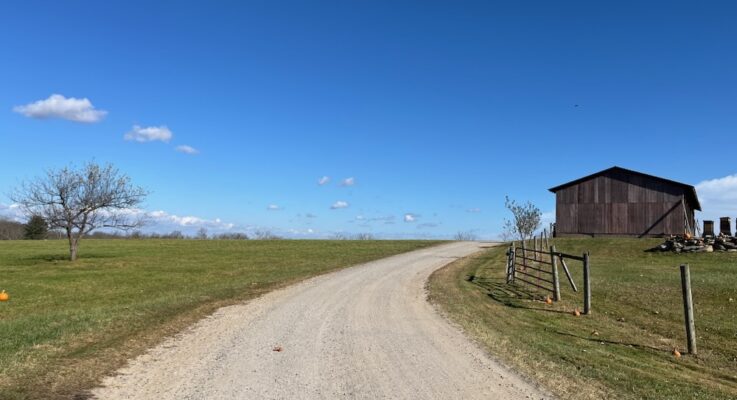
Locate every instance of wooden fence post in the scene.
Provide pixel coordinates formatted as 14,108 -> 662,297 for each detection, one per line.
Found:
506,243 -> 513,283
680,264 -> 697,354
510,243 -> 517,283
550,245 -> 561,301
583,252 -> 591,315
521,240 -> 527,271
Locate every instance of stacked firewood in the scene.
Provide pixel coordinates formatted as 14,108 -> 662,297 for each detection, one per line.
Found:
648,235 -> 737,253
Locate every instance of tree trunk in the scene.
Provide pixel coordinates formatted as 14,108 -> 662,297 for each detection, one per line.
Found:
67,229 -> 78,261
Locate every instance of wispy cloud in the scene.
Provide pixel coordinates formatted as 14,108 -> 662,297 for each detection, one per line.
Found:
175,145 -> 199,154
404,213 -> 417,222
318,176 -> 331,185
13,94 -> 107,123
124,125 -> 173,143
0,203 -> 24,222
466,208 -> 481,213
417,222 -> 440,229
141,210 -> 236,234
696,174 -> 737,221
340,177 -> 355,187
331,201 -> 349,209
305,213 -> 318,218
267,204 -> 282,211
369,215 -> 396,223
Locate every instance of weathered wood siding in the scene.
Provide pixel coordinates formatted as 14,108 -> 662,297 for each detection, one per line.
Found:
555,170 -> 691,237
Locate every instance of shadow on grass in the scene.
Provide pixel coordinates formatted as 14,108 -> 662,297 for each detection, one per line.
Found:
467,275 -> 573,315
467,275 -> 669,352
21,253 -> 118,264
553,330 -> 666,353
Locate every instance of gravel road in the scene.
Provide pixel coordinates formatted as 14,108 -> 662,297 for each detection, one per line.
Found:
93,242 -> 549,399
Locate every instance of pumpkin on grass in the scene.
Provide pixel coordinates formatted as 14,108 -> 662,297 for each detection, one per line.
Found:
0,290 -> 8,301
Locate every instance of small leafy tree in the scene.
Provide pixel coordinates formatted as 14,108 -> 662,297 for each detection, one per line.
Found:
502,196 -> 541,241
24,215 -> 48,240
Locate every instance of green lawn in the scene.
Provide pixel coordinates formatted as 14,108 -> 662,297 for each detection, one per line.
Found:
0,239 -> 440,400
428,238 -> 737,400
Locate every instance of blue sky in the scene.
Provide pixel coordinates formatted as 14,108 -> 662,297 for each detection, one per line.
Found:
1,1 -> 736,238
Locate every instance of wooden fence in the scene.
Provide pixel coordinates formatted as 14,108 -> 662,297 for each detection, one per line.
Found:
506,234 -> 592,314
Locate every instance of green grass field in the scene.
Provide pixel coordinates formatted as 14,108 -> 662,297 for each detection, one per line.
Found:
0,239 -> 440,400
428,238 -> 737,400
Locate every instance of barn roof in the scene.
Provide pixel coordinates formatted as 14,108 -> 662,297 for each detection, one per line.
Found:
548,166 -> 701,211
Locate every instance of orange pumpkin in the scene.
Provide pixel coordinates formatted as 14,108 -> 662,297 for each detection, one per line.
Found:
573,308 -> 581,317
672,348 -> 681,358
0,290 -> 8,302
545,296 -> 553,305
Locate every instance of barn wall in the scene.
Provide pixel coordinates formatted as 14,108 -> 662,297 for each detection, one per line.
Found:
555,171 -> 691,237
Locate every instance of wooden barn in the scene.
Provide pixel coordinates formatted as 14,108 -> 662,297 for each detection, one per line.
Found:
550,166 -> 701,237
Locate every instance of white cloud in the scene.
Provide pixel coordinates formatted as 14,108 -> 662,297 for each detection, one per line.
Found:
286,227 -> 318,236
13,94 -> 107,123
331,201 -> 349,209
267,204 -> 282,211
695,174 -> 737,222
540,210 -> 555,228
0,203 -> 25,222
340,177 -> 355,186
175,145 -> 199,154
124,125 -> 173,143
404,213 -> 417,223
466,208 -> 481,213
318,176 -> 331,185
92,209 -> 237,235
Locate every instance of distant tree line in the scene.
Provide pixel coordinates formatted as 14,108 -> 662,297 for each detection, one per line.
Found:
332,232 -> 376,240
0,217 -> 268,241
0,219 -> 25,240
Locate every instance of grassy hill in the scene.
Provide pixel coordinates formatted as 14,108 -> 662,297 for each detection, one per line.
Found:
429,237 -> 737,400
0,239 -> 440,400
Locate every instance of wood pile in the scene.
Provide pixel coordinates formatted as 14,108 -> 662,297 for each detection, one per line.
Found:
648,235 -> 737,253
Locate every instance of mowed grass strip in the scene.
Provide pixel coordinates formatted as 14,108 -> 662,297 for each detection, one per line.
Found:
428,238 -> 737,400
0,239 -> 441,399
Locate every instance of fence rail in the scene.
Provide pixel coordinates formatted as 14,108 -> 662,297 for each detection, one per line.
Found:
506,232 -> 591,313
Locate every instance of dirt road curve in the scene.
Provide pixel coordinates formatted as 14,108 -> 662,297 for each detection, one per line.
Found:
93,242 -> 548,400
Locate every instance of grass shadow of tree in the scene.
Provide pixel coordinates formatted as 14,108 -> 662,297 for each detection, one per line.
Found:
20,253 -> 117,264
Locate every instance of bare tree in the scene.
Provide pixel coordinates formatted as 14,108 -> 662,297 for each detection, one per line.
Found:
253,229 -> 282,240
331,232 -> 351,240
454,231 -> 478,241
195,227 -> 209,240
354,233 -> 375,240
165,230 -> 185,239
502,196 -> 541,241
11,162 -> 148,260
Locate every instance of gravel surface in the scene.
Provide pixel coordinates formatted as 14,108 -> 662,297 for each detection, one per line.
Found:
93,242 -> 549,399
